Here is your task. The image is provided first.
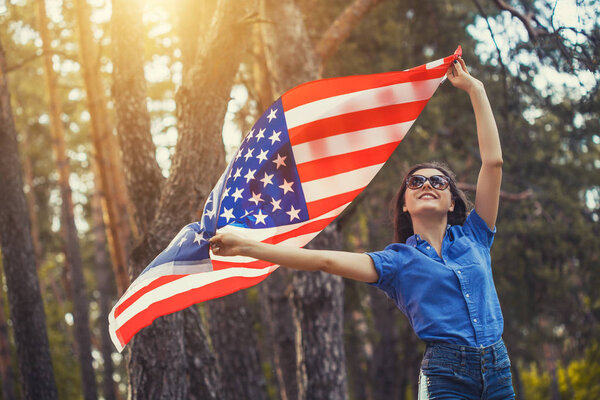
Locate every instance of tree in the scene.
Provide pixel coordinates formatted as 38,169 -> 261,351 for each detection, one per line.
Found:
0,34 -> 58,400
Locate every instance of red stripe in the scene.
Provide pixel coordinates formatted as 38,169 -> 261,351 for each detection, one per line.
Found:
211,259 -> 272,270
115,273 -> 273,347
306,188 -> 363,218
282,69 -> 447,111
296,141 -> 400,183
289,100 -> 428,146
114,275 -> 189,318
265,216 -> 336,245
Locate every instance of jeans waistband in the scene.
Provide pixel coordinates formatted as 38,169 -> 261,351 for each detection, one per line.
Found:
425,338 -> 506,354
423,339 -> 507,366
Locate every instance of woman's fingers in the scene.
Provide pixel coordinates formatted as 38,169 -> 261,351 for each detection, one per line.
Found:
457,57 -> 469,74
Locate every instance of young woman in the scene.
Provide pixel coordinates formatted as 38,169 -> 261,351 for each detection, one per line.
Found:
209,57 -> 515,399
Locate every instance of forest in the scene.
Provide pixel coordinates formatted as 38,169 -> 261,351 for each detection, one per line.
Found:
0,0 -> 598,399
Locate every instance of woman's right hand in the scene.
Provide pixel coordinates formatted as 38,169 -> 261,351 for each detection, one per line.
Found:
209,232 -> 249,257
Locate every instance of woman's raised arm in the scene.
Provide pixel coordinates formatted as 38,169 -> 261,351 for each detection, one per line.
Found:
447,58 -> 503,229
209,232 -> 378,283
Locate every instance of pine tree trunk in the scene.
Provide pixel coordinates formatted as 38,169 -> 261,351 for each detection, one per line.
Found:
36,1 -> 98,398
91,167 -> 118,400
0,35 -> 58,400
260,1 -> 348,398
74,0 -> 132,296
0,269 -> 17,400
206,292 -> 268,400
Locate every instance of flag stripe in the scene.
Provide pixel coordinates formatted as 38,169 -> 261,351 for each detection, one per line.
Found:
296,141 -> 399,183
284,79 -> 441,130
302,163 -> 384,203
306,188 -> 362,218
288,100 -> 428,146
291,121 -> 413,165
114,272 -> 274,347
114,275 -> 188,318
282,68 -> 447,111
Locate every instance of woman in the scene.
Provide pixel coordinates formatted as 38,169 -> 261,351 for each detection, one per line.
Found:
209,57 -> 515,399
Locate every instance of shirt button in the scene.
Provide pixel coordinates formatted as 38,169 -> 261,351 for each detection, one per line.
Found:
473,318 -> 478,323
457,270 -> 461,274
466,294 -> 470,298
426,246 -> 430,250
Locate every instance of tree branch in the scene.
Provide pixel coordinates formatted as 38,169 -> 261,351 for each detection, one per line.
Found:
315,0 -> 383,66
490,0 -> 547,41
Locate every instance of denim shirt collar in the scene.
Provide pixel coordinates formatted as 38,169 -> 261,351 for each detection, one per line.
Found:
406,225 -> 452,247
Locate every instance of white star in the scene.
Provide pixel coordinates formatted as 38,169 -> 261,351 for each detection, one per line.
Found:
244,168 -> 256,183
249,191 -> 264,205
253,209 -> 268,225
244,148 -> 255,161
279,179 -> 295,194
271,198 -> 282,212
232,167 -> 242,180
220,207 -> 235,223
260,172 -> 274,187
235,149 -> 243,161
273,153 -> 287,169
286,205 -> 301,222
246,128 -> 254,141
232,187 -> 244,202
178,236 -> 188,246
193,232 -> 205,245
269,130 -> 281,145
267,108 -> 278,122
222,187 -> 231,198
205,208 -> 216,219
256,149 -> 269,163
255,128 -> 266,141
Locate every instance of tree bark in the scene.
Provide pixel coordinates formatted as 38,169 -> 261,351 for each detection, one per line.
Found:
0,269 -> 17,400
112,0 -> 255,397
75,0 -> 132,295
206,292 -> 268,400
0,34 -> 58,400
36,1 -> 98,399
91,166 -> 118,400
260,1 -> 348,398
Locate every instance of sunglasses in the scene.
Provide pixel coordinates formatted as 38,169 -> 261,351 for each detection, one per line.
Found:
406,174 -> 450,190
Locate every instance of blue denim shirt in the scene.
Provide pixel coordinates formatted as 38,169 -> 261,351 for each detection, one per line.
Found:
367,210 -> 504,347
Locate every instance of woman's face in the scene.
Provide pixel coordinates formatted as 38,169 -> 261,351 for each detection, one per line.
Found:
402,168 -> 455,218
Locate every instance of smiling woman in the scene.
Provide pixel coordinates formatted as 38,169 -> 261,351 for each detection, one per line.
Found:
209,57 -> 515,399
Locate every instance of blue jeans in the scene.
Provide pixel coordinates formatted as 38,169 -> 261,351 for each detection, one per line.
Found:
418,339 -> 515,399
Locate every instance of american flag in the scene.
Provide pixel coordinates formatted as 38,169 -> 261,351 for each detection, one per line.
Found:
109,47 -> 462,352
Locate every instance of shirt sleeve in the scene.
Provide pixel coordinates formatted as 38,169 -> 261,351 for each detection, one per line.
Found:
462,209 -> 496,248
365,249 -> 400,301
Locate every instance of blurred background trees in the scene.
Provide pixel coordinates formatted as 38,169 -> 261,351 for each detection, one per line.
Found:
0,0 -> 598,398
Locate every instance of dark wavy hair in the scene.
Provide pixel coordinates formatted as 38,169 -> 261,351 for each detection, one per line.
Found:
392,161 -> 472,243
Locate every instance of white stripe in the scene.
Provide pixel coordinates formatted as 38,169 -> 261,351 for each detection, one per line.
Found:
302,163 -> 384,203
292,121 -> 413,164
426,58 -> 444,69
111,259 -> 213,308
111,265 -> 278,329
285,78 -> 441,129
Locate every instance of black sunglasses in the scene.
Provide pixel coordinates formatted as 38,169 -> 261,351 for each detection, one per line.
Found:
406,174 -> 450,190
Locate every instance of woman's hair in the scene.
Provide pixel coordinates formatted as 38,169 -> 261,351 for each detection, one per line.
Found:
392,161 -> 472,243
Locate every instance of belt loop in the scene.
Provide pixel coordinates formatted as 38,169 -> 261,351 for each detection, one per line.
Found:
492,344 -> 497,364
460,346 -> 466,367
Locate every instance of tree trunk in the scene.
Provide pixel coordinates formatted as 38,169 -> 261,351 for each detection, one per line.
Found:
75,0 -> 132,295
91,166 -> 118,400
0,34 -> 58,400
112,0 -> 255,397
260,1 -> 348,398
36,1 -> 98,399
206,292 -> 268,400
0,269 -> 17,400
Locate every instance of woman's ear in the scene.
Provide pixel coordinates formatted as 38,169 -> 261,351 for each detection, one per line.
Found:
402,205 -> 408,213
449,199 -> 455,212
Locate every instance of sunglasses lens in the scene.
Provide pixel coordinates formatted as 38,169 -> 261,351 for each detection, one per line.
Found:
430,175 -> 449,190
407,175 -> 426,189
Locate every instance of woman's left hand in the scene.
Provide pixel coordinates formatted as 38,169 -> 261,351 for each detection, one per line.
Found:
446,57 -> 483,94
